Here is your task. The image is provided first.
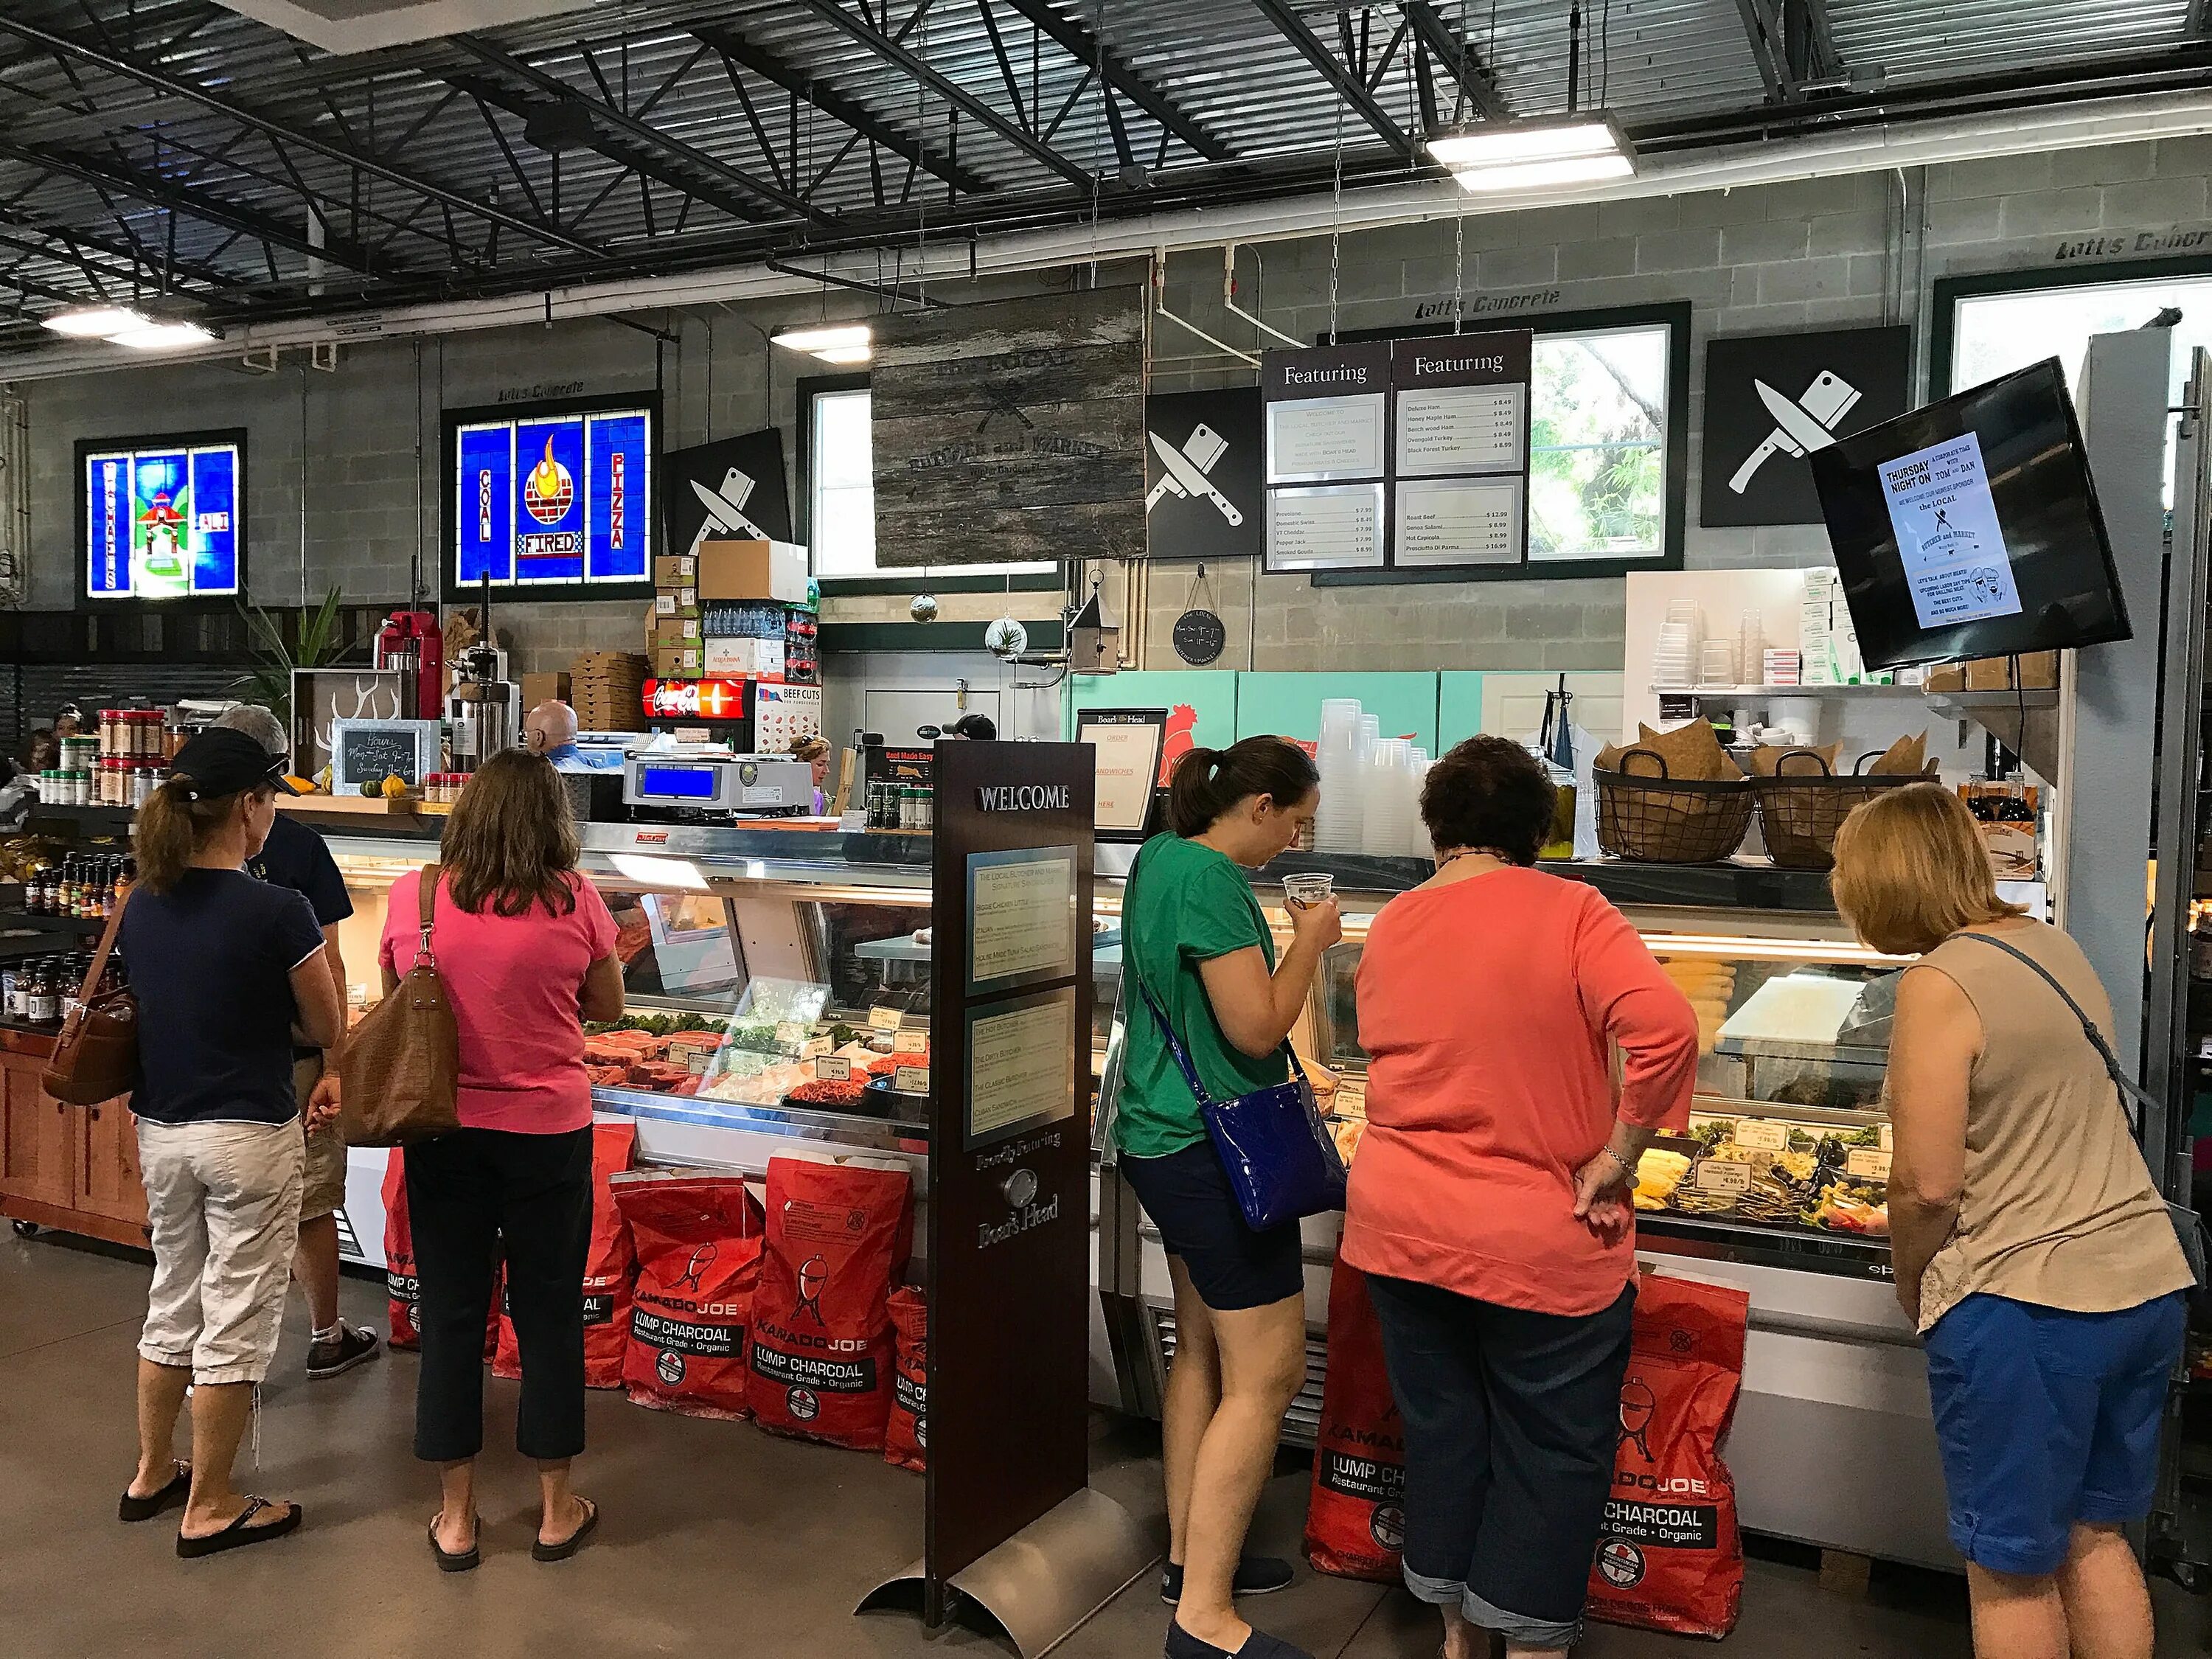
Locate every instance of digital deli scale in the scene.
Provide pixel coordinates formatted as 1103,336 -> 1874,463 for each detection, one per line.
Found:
621,748 -> 816,820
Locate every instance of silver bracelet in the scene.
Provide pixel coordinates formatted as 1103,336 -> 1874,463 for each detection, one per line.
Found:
1599,1144 -> 1637,1180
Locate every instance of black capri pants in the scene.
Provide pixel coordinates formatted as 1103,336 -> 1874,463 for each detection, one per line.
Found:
1365,1272 -> 1637,1652
406,1125 -> 592,1464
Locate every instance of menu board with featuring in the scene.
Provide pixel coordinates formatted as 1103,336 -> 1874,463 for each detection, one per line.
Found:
1259,331 -> 1531,574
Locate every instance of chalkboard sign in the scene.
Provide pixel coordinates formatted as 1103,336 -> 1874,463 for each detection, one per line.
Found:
331,718 -> 439,789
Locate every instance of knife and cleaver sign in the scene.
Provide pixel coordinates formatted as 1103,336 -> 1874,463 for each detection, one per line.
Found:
1729,370 -> 1861,495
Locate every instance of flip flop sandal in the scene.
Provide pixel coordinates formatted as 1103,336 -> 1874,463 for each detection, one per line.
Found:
532,1498 -> 599,1563
428,1513 -> 481,1573
176,1497 -> 302,1559
119,1461 -> 191,1523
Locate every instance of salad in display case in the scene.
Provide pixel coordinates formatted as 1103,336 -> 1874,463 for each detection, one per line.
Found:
1307,900 -> 1905,1278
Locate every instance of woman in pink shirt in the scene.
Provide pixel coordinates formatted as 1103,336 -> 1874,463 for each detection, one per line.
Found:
1346,737 -> 1698,1659
371,751 -> 623,1571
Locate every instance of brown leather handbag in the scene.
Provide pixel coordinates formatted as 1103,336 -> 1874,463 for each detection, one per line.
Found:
41,886 -> 141,1106
338,862 -> 462,1146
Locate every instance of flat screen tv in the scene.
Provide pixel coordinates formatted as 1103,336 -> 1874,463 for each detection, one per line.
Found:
79,431 -> 245,600
1809,358 -> 2129,669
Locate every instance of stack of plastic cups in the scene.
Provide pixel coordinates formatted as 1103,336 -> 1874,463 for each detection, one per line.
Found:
1363,740 -> 1416,855
1404,750 -> 1431,857
1314,699 -> 1363,853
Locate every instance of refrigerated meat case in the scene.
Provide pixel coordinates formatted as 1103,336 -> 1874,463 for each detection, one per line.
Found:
311,817 -> 1127,1405
1091,850 -> 1958,1571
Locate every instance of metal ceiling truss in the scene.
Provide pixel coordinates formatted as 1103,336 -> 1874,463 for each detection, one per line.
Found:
1395,1 -> 1510,122
1244,0 -> 1418,158
0,0 -> 2201,341
1733,0 -> 1846,102
0,14 -> 597,260
692,24 -> 995,199
442,36 -> 829,232
782,0 -> 1099,189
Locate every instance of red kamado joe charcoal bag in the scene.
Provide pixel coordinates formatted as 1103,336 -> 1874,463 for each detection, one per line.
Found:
1586,1271 -> 1752,1641
615,1173 -> 766,1420
495,1121 -> 639,1388
885,1285 -> 928,1472
1304,1255 -> 1405,1582
747,1153 -> 914,1450
383,1150 -> 419,1349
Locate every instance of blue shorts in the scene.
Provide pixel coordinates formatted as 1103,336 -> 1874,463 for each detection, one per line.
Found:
1121,1141 -> 1304,1312
1924,1290 -> 2187,1576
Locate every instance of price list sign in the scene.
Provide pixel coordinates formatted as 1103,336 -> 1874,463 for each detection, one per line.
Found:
1260,330 -> 1531,574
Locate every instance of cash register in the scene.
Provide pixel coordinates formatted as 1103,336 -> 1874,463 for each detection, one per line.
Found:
621,746 -> 817,821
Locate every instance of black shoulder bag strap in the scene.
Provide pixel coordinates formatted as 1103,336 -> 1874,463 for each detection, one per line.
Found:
1947,931 -> 2208,1288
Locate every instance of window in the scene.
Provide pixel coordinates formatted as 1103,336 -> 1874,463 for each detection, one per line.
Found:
804,383 -> 1054,581
1528,323 -> 1669,563
1940,262 -> 2212,507
809,387 -> 877,579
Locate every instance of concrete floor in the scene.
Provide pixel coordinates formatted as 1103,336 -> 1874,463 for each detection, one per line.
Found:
3,1231 -> 2207,1659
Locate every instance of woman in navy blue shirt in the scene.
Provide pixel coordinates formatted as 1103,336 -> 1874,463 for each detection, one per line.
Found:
116,728 -> 344,1558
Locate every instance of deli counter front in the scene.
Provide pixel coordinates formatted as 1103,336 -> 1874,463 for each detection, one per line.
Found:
1091,847 -> 1954,1572
209,814 -> 1953,1568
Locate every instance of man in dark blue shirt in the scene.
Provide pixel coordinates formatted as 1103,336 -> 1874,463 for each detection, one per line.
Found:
217,705 -> 380,1381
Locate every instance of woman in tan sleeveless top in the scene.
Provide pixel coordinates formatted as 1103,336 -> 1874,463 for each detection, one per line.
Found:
1832,785 -> 2191,1659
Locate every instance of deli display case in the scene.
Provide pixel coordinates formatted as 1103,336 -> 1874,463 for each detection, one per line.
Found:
311,818 -> 1125,1408
1091,849 -> 1958,1571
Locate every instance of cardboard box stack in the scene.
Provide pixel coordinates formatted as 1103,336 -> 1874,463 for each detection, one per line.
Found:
694,539 -> 818,685
1924,653 -> 2059,693
571,650 -> 648,731
646,551 -> 703,678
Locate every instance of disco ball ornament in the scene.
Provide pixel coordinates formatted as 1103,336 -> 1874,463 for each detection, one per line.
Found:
909,592 -> 940,624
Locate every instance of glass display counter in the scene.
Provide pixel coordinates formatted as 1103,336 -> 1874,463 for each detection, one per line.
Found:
1091,850 -> 1956,1571
319,822 -> 1121,1164
1310,902 -> 1904,1281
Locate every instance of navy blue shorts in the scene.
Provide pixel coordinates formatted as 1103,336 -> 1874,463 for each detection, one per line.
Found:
1924,1290 -> 2188,1576
1121,1141 -> 1304,1312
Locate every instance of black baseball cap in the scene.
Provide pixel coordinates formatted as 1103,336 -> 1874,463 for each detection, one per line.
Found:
168,726 -> 300,800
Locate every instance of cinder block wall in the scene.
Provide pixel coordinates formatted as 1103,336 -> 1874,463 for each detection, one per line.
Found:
13,138 -> 2207,675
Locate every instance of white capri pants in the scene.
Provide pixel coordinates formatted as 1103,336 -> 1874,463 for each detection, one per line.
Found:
136,1119 -> 305,1386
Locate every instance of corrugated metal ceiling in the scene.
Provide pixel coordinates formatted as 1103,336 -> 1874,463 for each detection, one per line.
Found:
0,0 -> 2201,344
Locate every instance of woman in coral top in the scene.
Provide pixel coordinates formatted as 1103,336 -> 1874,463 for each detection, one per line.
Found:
1345,737 -> 1699,1659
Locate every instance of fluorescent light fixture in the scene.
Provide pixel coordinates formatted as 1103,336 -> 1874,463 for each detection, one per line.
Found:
771,323 -> 871,355
812,343 -> 873,365
1451,152 -> 1638,193
1425,117 -> 1637,187
42,305 -> 149,338
106,321 -> 218,350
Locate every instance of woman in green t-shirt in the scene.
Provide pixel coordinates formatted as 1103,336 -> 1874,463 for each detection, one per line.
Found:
1119,736 -> 1340,1659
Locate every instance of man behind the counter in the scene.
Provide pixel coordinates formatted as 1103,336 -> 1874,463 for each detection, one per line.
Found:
214,704 -> 382,1382
524,699 -> 618,773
